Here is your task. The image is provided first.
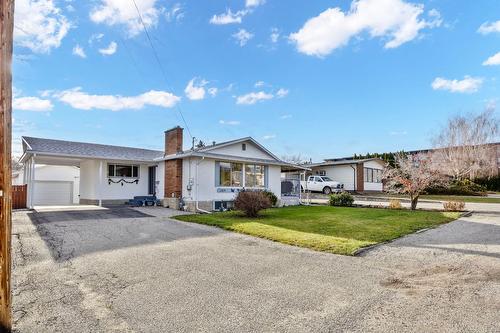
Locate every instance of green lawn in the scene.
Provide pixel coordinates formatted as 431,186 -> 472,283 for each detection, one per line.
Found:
174,206 -> 459,255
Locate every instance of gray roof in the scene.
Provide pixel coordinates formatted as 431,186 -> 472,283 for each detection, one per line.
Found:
308,158 -> 385,167
22,136 -> 164,162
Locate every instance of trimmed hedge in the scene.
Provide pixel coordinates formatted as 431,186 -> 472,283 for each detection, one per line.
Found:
475,176 -> 500,192
426,179 -> 487,196
329,192 -> 354,206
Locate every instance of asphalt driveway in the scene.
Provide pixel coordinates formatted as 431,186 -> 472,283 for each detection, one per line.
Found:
12,206 -> 500,332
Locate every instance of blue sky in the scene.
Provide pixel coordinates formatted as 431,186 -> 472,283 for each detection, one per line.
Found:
12,0 -> 500,161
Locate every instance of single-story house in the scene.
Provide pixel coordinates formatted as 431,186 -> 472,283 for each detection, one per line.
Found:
305,158 -> 386,192
20,126 -> 307,210
12,165 -> 80,205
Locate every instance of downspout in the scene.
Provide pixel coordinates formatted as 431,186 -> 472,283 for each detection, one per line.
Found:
195,156 -> 211,214
350,164 -> 356,193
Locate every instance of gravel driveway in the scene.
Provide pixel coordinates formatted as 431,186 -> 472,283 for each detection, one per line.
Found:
12,206 -> 500,332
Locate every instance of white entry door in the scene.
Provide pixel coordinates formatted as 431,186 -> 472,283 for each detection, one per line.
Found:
33,181 -> 73,205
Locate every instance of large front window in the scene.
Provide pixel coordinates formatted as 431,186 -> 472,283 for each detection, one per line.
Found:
217,162 -> 266,187
245,164 -> 265,187
108,164 -> 139,178
219,162 -> 242,186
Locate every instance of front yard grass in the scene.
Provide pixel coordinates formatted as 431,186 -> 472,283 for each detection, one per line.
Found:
174,206 -> 460,255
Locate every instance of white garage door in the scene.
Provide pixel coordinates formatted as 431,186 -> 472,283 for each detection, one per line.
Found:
33,181 -> 73,205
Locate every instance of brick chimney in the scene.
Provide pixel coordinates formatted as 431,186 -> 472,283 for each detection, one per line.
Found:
164,126 -> 183,155
164,126 -> 183,201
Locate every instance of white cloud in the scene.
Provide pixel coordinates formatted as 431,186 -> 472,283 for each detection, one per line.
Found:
483,52 -> 500,66
270,28 -> 280,43
219,120 -> 240,125
276,88 -> 289,98
389,130 -> 407,136
72,44 -> 86,58
236,91 -> 273,105
165,3 -> 184,22
245,0 -> 265,8
289,0 -> 442,57
99,41 -> 117,55
263,134 -> 276,140
54,87 -> 180,111
431,76 -> 483,94
88,33 -> 104,44
208,87 -> 218,97
233,29 -> 253,46
280,114 -> 292,119
478,21 -> 500,35
184,78 -> 208,100
13,96 -> 53,112
14,0 -> 70,53
209,9 -> 248,25
90,0 -> 161,37
254,81 -> 265,87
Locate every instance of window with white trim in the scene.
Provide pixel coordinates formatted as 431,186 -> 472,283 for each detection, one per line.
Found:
219,162 -> 242,187
364,167 -> 382,183
245,164 -> 265,187
108,164 -> 139,178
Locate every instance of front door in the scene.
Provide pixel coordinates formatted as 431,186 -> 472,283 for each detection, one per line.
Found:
148,166 -> 157,195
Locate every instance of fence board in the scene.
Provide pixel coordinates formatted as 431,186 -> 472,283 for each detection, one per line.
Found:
12,185 -> 26,209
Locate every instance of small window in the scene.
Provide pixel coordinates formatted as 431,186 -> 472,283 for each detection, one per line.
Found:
242,143 -> 246,151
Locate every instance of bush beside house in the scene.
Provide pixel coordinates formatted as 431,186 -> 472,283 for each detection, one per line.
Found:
234,191 -> 272,217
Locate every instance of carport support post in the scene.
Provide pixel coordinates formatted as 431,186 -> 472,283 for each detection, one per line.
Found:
98,161 -> 103,206
30,156 -> 35,208
0,0 -> 13,330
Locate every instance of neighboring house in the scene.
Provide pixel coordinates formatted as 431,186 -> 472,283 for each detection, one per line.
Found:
12,165 -> 80,205
20,127 -> 306,210
305,158 -> 386,192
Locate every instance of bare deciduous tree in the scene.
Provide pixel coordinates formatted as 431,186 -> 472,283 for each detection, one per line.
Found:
281,154 -> 308,165
383,153 -> 446,210
432,110 -> 499,180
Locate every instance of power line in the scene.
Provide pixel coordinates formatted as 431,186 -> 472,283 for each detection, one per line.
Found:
130,0 -> 193,139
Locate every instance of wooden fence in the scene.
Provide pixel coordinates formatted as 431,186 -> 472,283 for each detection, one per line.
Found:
12,185 -> 27,209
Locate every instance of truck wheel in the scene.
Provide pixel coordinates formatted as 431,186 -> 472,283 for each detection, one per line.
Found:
323,187 -> 332,195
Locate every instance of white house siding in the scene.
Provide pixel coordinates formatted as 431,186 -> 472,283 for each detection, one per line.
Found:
181,157 -> 282,207
156,162 -> 165,200
208,141 -> 273,160
313,164 -> 357,191
80,159 -> 160,204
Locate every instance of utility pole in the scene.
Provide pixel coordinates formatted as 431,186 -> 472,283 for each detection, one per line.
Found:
0,0 -> 14,331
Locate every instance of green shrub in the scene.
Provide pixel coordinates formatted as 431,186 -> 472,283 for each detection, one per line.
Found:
234,191 -> 272,217
475,176 -> 500,192
262,190 -> 278,206
329,192 -> 354,206
426,179 -> 487,196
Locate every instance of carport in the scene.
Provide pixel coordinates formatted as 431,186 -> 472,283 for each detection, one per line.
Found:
19,136 -> 165,208
21,151 -> 82,208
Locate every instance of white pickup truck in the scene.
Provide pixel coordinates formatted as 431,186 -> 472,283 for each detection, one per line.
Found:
301,175 -> 344,194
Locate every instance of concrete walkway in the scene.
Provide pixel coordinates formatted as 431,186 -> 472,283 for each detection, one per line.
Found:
12,206 -> 500,332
